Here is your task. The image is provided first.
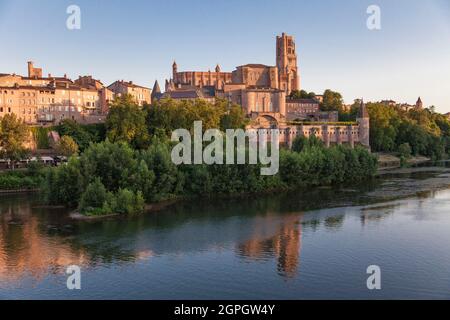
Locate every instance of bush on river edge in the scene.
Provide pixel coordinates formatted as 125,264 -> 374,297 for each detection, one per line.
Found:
0,163 -> 46,191
40,136 -> 377,216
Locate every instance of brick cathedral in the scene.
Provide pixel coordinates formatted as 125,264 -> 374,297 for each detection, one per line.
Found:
161,33 -> 370,149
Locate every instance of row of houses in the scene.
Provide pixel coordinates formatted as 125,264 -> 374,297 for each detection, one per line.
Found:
0,61 -> 151,125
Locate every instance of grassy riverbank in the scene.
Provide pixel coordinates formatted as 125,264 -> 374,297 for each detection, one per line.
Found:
376,153 -> 431,170
0,167 -> 46,192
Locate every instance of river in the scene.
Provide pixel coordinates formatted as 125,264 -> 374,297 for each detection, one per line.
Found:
1,168 -> 450,299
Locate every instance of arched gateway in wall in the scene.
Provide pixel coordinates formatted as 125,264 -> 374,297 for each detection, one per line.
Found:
254,114 -> 279,128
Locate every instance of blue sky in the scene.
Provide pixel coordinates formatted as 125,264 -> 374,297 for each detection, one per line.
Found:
1,0 -> 449,112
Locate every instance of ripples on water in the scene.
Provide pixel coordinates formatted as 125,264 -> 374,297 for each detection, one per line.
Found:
1,170 -> 450,299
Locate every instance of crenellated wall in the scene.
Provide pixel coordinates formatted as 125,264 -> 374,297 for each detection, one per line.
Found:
251,120 -> 370,150
281,124 -> 361,148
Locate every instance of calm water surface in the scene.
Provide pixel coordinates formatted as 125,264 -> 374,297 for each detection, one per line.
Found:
1,170 -> 450,299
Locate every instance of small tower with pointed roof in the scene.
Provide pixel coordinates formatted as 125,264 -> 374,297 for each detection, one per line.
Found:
172,61 -> 178,79
151,80 -> 162,102
357,99 -> 370,149
416,97 -> 423,109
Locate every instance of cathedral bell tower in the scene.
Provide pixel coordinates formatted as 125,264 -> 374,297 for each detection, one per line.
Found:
276,33 -> 300,95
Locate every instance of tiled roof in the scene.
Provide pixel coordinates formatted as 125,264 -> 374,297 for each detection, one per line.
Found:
0,85 -> 52,90
287,98 -> 319,104
152,80 -> 161,94
109,80 -> 150,90
163,86 -> 216,100
240,64 -> 273,68
22,76 -> 72,82
165,90 -> 200,99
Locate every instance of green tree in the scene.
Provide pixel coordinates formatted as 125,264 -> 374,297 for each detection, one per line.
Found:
321,89 -> 344,112
291,136 -> 308,153
32,127 -> 50,149
0,114 -> 30,169
128,160 -> 156,202
106,94 -> 150,149
79,178 -> 109,214
41,157 -> 83,206
147,98 -> 248,137
219,103 -> 248,130
365,101 -> 450,159
55,135 -> 79,157
139,138 -> 181,201
398,143 -> 412,159
291,135 -> 324,153
79,140 -> 137,191
366,102 -> 402,152
56,119 -> 98,151
111,188 -> 145,215
289,90 -> 316,99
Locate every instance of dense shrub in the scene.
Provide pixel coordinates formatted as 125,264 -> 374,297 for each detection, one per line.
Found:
0,168 -> 45,190
291,135 -> 324,153
78,179 -> 145,216
343,102 -> 450,159
55,119 -> 105,151
79,178 -> 109,214
398,143 -> 412,159
31,127 -> 51,149
112,189 -> 145,215
41,136 -> 377,216
41,158 -> 83,206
